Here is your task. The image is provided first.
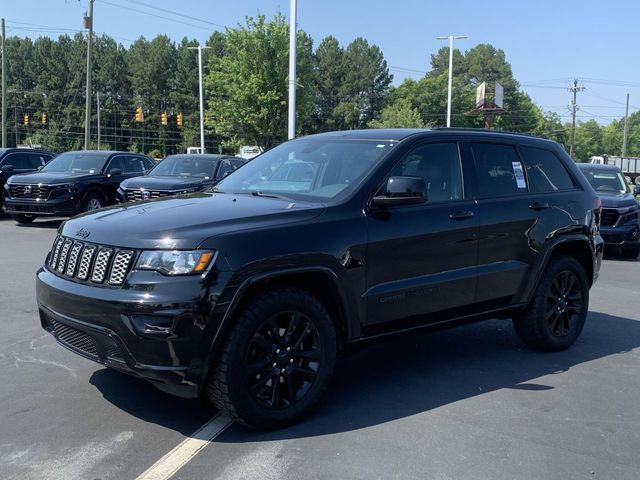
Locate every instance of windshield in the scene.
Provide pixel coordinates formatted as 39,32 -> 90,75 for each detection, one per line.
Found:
150,155 -> 217,178
215,138 -> 395,201
41,152 -> 109,174
581,168 -> 629,194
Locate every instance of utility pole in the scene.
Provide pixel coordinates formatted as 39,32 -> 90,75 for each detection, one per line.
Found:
436,34 -> 467,127
96,91 -> 101,149
1,18 -> 7,148
568,79 -> 584,158
622,93 -> 630,157
187,45 -> 210,153
287,0 -> 297,140
84,0 -> 94,150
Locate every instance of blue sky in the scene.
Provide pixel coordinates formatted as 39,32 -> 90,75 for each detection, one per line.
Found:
3,0 -> 640,125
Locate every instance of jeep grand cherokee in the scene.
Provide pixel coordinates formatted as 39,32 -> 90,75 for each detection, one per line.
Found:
36,129 -> 603,429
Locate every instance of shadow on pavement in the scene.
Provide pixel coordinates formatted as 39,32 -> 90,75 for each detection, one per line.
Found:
0,212 -> 64,229
90,311 -> 640,441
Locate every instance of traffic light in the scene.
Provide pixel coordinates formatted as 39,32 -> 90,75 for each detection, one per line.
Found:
23,114 -> 29,126
135,106 -> 144,123
41,112 -> 47,125
176,112 -> 183,127
161,111 -> 168,126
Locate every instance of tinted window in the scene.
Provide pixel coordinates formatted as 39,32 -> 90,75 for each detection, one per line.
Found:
390,142 -> 462,203
124,157 -> 145,173
107,156 -> 125,172
580,168 -> 629,194
138,156 -> 155,171
519,146 -> 575,192
231,158 -> 245,169
3,153 -> 29,169
216,159 -> 234,179
471,143 -> 528,197
27,153 -> 48,169
42,152 -> 109,173
150,156 -> 217,178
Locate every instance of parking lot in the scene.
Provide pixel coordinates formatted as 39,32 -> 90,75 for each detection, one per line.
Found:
1,215 -> 639,480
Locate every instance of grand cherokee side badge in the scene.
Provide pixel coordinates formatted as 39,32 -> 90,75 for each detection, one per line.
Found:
76,228 -> 90,239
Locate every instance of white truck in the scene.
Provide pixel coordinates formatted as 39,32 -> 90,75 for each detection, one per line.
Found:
590,155 -> 640,184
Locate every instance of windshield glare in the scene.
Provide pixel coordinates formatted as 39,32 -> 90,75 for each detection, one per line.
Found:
581,169 -> 629,193
215,138 -> 395,201
41,152 -> 109,174
151,156 -> 216,178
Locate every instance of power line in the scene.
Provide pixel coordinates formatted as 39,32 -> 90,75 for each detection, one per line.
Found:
126,0 -> 227,29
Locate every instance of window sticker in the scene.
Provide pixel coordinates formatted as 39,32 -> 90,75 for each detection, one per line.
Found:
512,161 -> 527,189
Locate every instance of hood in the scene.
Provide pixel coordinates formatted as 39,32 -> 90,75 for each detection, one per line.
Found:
120,175 -> 208,191
7,171 -> 101,185
60,192 -> 324,249
598,191 -> 639,209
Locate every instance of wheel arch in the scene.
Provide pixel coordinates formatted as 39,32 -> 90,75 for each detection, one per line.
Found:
197,267 -> 351,390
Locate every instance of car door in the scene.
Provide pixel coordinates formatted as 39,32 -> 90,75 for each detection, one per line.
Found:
364,140 -> 479,326
470,141 -> 558,308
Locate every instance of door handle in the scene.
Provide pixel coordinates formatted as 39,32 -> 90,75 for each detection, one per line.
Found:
529,202 -> 550,210
449,210 -> 474,220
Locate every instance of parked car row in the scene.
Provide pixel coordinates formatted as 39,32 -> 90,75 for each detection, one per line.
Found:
1,150 -> 246,223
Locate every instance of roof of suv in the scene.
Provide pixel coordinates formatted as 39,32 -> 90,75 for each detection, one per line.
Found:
306,128 -> 558,145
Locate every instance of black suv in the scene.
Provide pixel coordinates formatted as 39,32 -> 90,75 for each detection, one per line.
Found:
0,148 -> 54,209
37,129 -> 603,429
117,154 -> 246,203
4,150 -> 154,223
577,163 -> 640,258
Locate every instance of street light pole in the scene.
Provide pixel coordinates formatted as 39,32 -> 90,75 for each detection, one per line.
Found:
188,45 -> 209,154
287,0 -> 297,140
84,0 -> 94,150
436,34 -> 467,128
1,18 -> 6,148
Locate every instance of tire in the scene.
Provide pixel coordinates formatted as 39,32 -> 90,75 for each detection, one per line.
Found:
513,255 -> 589,351
82,191 -> 104,212
622,246 -> 640,259
12,214 -> 36,224
206,287 -> 337,430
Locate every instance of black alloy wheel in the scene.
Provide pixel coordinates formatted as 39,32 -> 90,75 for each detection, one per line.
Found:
207,288 -> 336,429
545,270 -> 583,337
245,311 -> 321,410
513,255 -> 589,351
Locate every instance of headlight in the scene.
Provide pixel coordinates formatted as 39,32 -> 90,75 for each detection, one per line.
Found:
50,183 -> 77,193
136,250 -> 215,275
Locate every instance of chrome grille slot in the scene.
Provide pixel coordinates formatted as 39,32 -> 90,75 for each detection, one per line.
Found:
126,189 -> 173,202
56,240 -> 73,273
109,250 -> 134,285
91,248 -> 113,283
77,245 -> 97,280
65,242 -> 84,276
49,236 -> 64,269
9,184 -> 50,199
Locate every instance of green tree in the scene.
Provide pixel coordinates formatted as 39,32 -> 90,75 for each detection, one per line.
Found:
568,119 -> 603,162
368,97 -> 427,128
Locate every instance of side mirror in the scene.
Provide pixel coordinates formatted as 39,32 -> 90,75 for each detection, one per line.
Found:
372,176 -> 428,208
1,164 -> 14,173
108,168 -> 123,176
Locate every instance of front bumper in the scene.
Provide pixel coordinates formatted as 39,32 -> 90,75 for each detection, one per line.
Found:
3,197 -> 81,217
600,222 -> 640,248
37,266 -> 232,398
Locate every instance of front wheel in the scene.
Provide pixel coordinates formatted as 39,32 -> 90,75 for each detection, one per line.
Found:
206,288 -> 337,430
82,192 -> 104,212
513,255 -> 589,351
12,214 -> 36,224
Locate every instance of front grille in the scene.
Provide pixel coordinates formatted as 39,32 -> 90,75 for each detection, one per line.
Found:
125,188 -> 174,202
601,208 -> 620,227
50,319 -> 98,358
9,184 -> 50,199
48,236 -> 135,286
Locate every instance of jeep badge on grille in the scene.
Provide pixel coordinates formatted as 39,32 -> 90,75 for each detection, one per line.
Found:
76,228 -> 90,239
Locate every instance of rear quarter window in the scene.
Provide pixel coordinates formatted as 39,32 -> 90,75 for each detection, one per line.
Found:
519,146 -> 576,192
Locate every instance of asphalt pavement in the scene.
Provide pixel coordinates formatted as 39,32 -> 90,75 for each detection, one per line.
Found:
1,214 -> 639,480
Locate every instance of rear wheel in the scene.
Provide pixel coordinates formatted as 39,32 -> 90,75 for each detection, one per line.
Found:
12,214 -> 36,224
513,255 -> 589,351
622,246 -> 640,259
206,288 -> 337,429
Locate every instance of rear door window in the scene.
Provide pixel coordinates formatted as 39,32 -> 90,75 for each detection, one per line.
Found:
124,157 -> 145,173
3,153 -> 29,169
470,143 -> 528,197
519,146 -> 576,192
28,153 -> 48,168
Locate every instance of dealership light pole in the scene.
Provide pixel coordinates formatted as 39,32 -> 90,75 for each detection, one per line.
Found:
84,0 -> 94,150
188,44 -> 209,153
287,0 -> 297,140
436,34 -> 467,127
1,18 -> 7,148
